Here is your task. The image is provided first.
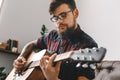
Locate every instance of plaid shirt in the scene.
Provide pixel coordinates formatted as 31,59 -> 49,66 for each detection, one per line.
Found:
37,25 -> 98,80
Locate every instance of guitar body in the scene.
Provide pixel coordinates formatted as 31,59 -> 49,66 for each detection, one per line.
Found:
6,50 -> 47,80
24,67 -> 45,80
20,51 -> 46,80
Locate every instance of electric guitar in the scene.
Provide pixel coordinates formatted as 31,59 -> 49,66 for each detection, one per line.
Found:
5,47 -> 106,80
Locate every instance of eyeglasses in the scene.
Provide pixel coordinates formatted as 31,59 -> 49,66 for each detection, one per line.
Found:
50,10 -> 72,22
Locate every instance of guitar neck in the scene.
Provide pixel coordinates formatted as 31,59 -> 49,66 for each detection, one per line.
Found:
28,47 -> 106,68
54,51 -> 74,62
29,51 -> 74,68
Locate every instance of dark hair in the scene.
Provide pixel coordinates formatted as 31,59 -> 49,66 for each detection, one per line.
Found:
49,0 -> 76,15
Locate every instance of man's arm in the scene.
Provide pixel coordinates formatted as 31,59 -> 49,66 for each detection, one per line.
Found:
13,40 -> 38,73
20,40 -> 38,58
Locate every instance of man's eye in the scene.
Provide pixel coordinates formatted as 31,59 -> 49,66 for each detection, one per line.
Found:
54,17 -> 58,20
59,13 -> 67,19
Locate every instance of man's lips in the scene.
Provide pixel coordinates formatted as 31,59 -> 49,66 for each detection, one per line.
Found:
59,25 -> 65,29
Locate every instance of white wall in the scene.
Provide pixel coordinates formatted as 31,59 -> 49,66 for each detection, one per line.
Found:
0,0 -> 3,7
0,0 -> 120,60
0,0 -> 54,52
77,0 -> 120,60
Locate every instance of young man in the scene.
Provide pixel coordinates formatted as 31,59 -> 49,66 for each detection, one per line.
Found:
13,0 -> 98,80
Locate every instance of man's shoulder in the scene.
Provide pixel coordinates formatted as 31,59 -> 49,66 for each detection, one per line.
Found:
79,30 -> 98,48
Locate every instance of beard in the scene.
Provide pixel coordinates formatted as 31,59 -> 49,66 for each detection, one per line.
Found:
58,23 -> 76,38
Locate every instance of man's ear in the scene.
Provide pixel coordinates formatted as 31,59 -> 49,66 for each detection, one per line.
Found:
73,8 -> 79,19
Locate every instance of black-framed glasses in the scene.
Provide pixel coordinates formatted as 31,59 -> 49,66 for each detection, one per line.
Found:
50,10 -> 72,22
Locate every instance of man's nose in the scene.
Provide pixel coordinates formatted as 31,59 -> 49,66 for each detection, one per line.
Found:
56,18 -> 63,23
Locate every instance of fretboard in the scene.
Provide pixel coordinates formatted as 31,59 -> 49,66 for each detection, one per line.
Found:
28,51 -> 73,68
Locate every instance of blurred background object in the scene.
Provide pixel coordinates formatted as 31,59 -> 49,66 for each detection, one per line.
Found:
0,42 -> 8,50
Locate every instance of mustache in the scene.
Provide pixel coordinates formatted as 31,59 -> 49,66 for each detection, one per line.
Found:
59,23 -> 67,27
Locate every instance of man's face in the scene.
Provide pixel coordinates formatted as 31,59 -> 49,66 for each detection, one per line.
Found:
51,4 -> 78,35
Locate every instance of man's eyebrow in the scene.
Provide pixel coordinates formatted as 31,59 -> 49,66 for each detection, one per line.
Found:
59,12 -> 65,15
53,11 -> 65,17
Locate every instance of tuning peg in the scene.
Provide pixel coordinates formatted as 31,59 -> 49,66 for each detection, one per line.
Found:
81,55 -> 86,60
89,64 -> 96,69
82,63 -> 88,68
79,49 -> 84,53
89,55 -> 94,61
85,48 -> 91,53
76,62 -> 81,67
77,56 -> 80,60
92,47 -> 97,49
93,47 -> 99,52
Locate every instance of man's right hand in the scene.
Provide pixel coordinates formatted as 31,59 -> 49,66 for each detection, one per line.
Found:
13,56 -> 26,74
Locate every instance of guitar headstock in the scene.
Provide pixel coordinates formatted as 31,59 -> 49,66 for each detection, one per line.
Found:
71,47 -> 106,63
